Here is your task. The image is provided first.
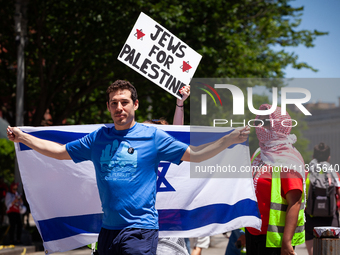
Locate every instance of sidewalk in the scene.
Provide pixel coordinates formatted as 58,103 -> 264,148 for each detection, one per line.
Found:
0,233 -> 308,255
203,234 -> 308,255
0,216 -> 310,255
0,245 -> 36,255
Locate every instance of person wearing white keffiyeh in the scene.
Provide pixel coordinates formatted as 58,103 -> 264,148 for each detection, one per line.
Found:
245,104 -> 305,255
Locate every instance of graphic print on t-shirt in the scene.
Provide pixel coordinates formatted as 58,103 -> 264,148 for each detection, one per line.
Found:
99,139 -> 137,181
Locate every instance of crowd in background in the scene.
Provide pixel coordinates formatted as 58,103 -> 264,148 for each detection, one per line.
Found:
0,177 -> 30,245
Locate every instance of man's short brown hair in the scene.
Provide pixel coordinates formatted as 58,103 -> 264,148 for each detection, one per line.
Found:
106,80 -> 138,103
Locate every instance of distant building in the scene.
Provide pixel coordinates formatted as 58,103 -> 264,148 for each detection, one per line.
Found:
304,102 -> 336,111
299,99 -> 340,167
287,101 -> 337,113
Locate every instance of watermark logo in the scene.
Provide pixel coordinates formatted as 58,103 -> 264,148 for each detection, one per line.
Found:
191,79 -> 313,128
198,82 -> 222,115
200,84 -> 311,116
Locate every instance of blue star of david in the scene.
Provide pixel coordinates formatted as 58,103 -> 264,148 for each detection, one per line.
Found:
157,162 -> 175,192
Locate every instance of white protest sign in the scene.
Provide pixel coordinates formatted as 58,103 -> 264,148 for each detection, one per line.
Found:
118,12 -> 202,99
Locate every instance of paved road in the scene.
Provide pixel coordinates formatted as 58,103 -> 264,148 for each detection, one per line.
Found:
2,217 -> 309,255
27,234 -> 309,255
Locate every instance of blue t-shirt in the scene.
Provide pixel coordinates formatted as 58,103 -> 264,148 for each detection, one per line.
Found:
66,123 -> 188,230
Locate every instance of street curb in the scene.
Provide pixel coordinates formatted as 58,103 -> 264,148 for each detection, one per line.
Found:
0,245 -> 36,255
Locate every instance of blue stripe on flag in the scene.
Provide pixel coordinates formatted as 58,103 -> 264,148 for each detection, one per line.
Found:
38,213 -> 103,242
38,200 -> 259,242
167,131 -> 190,145
189,129 -> 248,147
158,199 -> 259,231
19,129 -> 247,151
19,130 -> 88,151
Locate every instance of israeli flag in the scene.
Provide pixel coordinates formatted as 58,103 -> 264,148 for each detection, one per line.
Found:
15,124 -> 261,254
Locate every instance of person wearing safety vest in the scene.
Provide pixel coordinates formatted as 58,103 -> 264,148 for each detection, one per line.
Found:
245,104 -> 306,255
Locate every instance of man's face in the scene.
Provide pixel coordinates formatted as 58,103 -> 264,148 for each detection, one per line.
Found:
107,89 -> 139,130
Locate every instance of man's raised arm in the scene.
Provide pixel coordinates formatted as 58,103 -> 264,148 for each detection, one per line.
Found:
181,126 -> 250,163
7,126 -> 71,160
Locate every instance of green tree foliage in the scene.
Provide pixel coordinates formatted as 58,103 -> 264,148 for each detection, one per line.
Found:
0,0 -> 326,127
0,0 -> 17,124
0,138 -> 15,183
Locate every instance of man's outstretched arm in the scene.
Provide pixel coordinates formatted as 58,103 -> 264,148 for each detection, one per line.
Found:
7,126 -> 71,160
181,126 -> 250,163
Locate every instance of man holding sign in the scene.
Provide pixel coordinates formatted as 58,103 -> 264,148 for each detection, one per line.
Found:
7,80 -> 249,255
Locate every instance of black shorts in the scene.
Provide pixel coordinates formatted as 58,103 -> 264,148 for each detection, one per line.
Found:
305,212 -> 339,241
97,227 -> 158,255
245,229 -> 283,255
